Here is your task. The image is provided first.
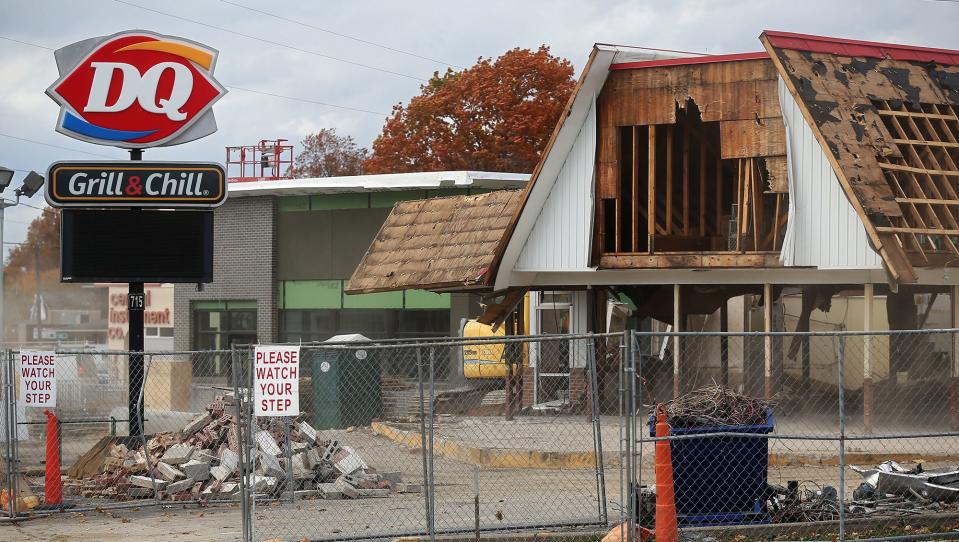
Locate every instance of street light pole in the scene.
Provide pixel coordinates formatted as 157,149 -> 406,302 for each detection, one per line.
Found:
0,195 -> 20,345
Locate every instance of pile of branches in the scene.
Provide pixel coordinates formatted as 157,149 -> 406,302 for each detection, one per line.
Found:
660,384 -> 771,428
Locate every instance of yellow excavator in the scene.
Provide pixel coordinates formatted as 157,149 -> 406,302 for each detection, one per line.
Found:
462,295 -> 529,379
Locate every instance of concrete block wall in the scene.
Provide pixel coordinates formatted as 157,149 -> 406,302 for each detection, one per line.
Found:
174,196 -> 278,350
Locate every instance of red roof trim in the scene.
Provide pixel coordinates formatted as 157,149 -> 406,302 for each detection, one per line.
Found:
609,51 -> 768,71
762,30 -> 959,66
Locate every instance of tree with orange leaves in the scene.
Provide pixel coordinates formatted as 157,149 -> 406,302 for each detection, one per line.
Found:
364,46 -> 575,174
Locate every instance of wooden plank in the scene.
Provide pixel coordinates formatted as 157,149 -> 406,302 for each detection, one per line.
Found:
719,117 -> 787,158
764,155 -> 789,193
877,226 -> 959,235
715,157 -> 723,240
632,126 -> 639,252
699,144 -> 707,236
752,159 -> 762,250
877,109 -> 959,121
891,138 -> 959,149
666,125 -> 674,235
895,198 -> 959,206
773,193 -> 782,251
683,127 -> 690,235
599,252 -> 783,269
648,125 -> 657,252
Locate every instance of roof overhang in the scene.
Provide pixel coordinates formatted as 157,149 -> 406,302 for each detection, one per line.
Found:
227,170 -> 529,198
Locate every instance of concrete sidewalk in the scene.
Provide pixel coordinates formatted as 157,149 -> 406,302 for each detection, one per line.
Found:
374,414 -> 959,469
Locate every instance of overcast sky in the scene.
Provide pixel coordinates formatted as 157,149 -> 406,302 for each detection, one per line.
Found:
1,0 -> 957,257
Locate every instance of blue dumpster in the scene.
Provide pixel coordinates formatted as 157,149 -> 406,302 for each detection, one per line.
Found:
649,408 -> 774,525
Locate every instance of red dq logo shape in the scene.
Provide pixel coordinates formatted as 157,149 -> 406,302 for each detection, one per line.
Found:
46,30 -> 227,148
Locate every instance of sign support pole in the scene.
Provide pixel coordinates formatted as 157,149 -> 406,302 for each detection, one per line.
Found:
128,148 -> 145,438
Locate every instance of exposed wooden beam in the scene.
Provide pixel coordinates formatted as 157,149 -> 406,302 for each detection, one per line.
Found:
879,162 -> 959,178
648,125 -> 657,252
891,138 -> 959,149
715,157 -> 723,243
877,109 -> 958,122
599,252 -> 784,269
632,125 -> 639,252
666,125 -> 674,235
683,127 -> 690,235
699,143 -> 707,237
877,226 -> 959,235
895,198 -> 959,205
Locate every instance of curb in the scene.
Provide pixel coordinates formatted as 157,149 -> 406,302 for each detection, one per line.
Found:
372,421 -> 959,470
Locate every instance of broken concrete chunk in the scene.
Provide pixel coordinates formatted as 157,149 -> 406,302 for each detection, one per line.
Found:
292,453 -> 313,480
157,462 -> 186,482
316,482 -> 344,499
333,446 -> 367,474
220,449 -> 239,473
160,444 -> 194,465
255,431 -> 281,456
305,447 -> 322,469
323,440 -> 340,461
258,451 -> 286,478
127,487 -> 154,498
130,475 -> 166,490
299,421 -> 318,444
182,413 -> 212,438
210,465 -> 232,482
182,459 -> 211,482
165,477 -> 195,494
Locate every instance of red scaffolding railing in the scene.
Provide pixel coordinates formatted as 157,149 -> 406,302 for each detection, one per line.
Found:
226,139 -> 294,182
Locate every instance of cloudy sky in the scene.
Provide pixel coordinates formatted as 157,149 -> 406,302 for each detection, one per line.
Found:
1,0 -> 957,256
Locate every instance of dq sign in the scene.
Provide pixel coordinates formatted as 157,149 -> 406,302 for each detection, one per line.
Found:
46,30 -> 226,148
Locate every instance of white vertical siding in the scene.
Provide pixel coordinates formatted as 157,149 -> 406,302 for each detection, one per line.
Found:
514,98 -> 596,272
778,78 -> 883,270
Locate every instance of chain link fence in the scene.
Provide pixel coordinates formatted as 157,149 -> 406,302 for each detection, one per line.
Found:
3,329 -> 959,542
628,328 -> 959,542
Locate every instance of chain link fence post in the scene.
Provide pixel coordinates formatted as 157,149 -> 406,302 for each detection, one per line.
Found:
587,336 -> 608,525
3,349 -> 14,519
9,349 -> 19,519
232,346 -> 252,542
838,333 -> 846,542
624,329 -> 635,542
416,346 -> 432,538
427,345 -> 437,542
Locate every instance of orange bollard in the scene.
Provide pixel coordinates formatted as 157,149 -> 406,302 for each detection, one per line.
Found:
43,409 -> 63,506
654,405 -> 678,542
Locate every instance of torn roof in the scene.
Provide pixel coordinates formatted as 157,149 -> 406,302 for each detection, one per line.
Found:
346,189 -> 524,294
761,30 -> 959,283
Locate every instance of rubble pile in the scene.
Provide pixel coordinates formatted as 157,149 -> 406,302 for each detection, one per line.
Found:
66,395 -> 420,502
658,385 -> 772,428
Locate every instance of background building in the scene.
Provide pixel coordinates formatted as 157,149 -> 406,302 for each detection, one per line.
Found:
173,171 -> 528,373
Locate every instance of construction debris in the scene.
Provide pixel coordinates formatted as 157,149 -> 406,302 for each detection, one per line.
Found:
64,394 -> 415,502
658,385 -> 771,428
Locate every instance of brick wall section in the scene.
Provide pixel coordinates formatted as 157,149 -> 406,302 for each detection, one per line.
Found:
521,366 -> 535,407
569,368 -> 588,411
174,196 -> 277,350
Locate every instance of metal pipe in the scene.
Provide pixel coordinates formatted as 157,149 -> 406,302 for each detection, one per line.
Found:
838,334 -> 846,542
428,346 -> 436,542
416,347 -> 431,538
232,346 -> 251,542
624,329 -> 635,542
634,331 -> 644,533
4,350 -> 14,519
588,338 -> 607,525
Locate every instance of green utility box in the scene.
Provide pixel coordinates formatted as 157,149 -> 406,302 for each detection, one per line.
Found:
311,334 -> 382,429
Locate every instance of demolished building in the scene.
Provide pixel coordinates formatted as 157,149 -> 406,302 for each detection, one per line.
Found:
349,31 -> 959,427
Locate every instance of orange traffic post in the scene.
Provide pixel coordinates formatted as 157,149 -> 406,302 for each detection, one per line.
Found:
43,409 -> 63,506
654,405 -> 678,542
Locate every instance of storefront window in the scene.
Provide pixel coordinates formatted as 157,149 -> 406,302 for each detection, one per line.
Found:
192,301 -> 257,377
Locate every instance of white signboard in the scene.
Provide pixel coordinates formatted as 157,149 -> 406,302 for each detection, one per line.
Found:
17,350 -> 57,407
253,345 -> 300,417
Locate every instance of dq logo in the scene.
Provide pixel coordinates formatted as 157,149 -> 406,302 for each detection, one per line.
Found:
46,30 -> 226,148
